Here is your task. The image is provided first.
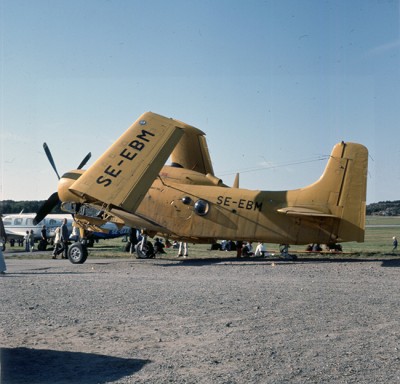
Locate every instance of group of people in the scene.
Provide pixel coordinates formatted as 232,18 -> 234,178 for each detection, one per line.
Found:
240,241 -> 267,257
23,229 -> 36,252
51,218 -> 70,259
19,218 -> 70,259
219,240 -> 267,258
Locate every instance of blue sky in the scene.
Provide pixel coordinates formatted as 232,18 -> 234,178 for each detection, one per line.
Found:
1,0 -> 399,204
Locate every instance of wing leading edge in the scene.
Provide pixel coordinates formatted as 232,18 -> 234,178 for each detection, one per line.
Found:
69,112 -> 184,213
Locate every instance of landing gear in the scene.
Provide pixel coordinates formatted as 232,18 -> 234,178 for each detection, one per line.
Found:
135,235 -> 155,259
68,242 -> 88,264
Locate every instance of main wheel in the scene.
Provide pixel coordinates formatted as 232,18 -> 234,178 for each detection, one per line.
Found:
68,243 -> 88,264
135,241 -> 154,259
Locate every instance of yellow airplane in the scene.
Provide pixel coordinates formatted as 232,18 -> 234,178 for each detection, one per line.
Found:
35,112 -> 368,263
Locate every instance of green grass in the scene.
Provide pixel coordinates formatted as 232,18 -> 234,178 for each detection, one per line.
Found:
4,216 -> 400,259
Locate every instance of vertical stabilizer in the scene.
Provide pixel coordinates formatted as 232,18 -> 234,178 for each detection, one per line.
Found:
334,142 -> 368,242
286,142 -> 368,242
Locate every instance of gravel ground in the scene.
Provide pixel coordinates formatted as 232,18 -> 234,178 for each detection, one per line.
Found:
1,255 -> 400,383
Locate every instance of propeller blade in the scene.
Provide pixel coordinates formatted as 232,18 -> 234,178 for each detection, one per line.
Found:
77,152 -> 92,170
33,192 -> 60,225
43,142 -> 61,180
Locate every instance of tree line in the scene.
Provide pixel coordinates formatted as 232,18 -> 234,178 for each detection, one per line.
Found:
0,200 -> 62,215
366,200 -> 400,216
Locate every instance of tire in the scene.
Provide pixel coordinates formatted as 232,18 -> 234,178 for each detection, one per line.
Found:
135,241 -> 154,259
68,243 -> 88,264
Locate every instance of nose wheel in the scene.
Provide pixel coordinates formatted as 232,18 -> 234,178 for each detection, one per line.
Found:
68,242 -> 88,264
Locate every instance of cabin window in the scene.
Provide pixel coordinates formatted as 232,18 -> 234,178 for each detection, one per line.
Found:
181,196 -> 192,205
26,219 -> 34,226
14,218 -> 23,225
194,199 -> 209,216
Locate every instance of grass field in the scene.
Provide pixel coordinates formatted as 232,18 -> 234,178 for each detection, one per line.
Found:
4,216 -> 400,259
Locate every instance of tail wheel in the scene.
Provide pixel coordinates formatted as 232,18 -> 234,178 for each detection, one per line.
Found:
68,243 -> 88,264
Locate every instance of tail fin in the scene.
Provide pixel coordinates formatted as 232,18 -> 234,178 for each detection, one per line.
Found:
332,142 -> 368,242
284,142 -> 368,242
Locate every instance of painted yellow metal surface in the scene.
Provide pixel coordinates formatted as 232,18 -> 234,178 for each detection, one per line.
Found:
55,112 -> 368,246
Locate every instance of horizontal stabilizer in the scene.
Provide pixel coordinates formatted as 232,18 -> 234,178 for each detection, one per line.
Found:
277,207 -> 338,218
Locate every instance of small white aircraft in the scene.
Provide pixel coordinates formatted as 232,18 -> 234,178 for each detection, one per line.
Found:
2,212 -> 131,245
2,213 -> 74,241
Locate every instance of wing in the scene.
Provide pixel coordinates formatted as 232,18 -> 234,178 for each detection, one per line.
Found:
69,112 -> 184,213
170,121 -> 214,175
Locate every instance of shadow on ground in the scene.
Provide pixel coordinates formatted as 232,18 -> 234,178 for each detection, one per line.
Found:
154,255 -> 400,268
1,347 -> 149,384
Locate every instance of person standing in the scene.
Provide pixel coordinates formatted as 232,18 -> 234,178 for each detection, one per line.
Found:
177,242 -> 188,257
24,230 -> 30,252
0,242 -> 6,274
39,225 -> 48,251
0,217 -> 7,274
29,230 -> 35,252
52,227 -> 61,259
59,218 -> 70,259
392,236 -> 398,253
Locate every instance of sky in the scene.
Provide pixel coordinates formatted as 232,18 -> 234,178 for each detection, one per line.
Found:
1,0 -> 400,204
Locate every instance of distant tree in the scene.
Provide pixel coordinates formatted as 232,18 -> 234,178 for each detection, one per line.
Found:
366,200 -> 400,216
0,200 -> 62,215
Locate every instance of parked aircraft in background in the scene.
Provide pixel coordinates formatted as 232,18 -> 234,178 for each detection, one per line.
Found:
3,213 -> 73,241
35,111 -> 368,264
3,213 -> 130,246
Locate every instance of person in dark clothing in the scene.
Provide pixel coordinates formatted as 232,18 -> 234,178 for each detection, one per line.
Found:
55,218 -> 70,259
154,238 -> 166,254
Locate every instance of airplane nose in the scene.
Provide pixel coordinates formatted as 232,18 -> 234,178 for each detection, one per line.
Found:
58,170 -> 85,203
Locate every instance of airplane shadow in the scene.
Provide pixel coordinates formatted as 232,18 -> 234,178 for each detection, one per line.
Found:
380,259 -> 400,268
0,347 -> 149,384
156,255 -> 400,268
4,271 -> 91,277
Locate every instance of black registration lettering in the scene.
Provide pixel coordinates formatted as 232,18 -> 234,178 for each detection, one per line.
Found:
224,196 -> 232,207
215,195 -> 263,212
137,129 -> 155,142
96,175 -> 112,187
128,140 -> 145,151
96,127 -> 156,187
104,165 -> 122,178
120,148 -> 138,161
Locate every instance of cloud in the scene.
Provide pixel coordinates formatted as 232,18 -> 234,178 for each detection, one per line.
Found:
368,39 -> 400,56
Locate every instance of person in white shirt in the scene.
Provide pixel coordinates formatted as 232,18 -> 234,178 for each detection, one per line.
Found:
254,242 -> 267,257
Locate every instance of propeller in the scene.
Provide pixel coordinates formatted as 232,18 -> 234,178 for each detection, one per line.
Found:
77,151 -> 92,170
43,142 -> 61,180
33,191 -> 60,225
33,143 -> 92,225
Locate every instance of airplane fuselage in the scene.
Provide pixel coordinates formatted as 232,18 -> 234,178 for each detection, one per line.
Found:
2,214 -> 73,241
111,165 -> 340,245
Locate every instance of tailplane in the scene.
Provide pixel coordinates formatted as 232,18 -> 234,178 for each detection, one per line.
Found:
283,142 -> 368,242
